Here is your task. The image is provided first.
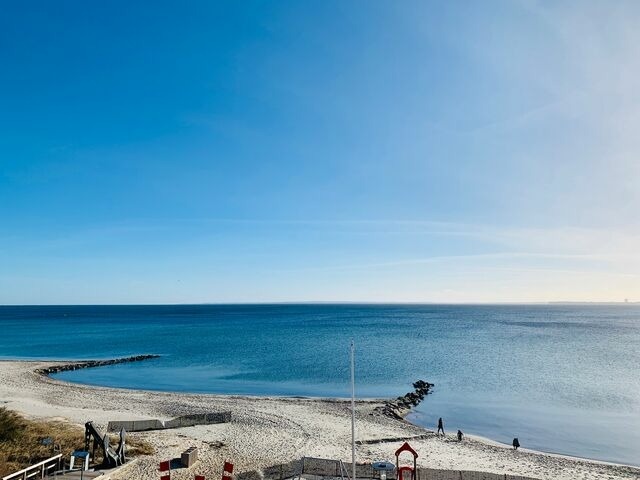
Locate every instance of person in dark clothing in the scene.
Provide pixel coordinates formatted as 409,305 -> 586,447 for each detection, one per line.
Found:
512,437 -> 520,450
457,429 -> 463,442
437,417 -> 445,436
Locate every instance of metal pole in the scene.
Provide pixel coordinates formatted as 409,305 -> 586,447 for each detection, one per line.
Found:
350,340 -> 356,480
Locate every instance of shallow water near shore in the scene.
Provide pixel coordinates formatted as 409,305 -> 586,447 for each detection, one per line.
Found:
1,304 -> 639,466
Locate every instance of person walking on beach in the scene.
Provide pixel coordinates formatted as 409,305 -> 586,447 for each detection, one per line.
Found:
437,417 -> 445,436
457,429 -> 463,442
512,437 -> 520,450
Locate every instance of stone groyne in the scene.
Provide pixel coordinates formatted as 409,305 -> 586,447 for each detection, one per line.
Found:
35,354 -> 160,376
373,380 -> 434,420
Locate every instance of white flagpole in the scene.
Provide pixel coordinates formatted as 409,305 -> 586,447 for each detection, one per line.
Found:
350,340 -> 356,480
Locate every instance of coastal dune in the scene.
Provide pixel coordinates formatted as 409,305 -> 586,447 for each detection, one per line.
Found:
0,360 -> 638,480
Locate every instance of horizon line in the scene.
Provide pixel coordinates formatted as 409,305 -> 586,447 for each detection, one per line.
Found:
1,300 -> 639,307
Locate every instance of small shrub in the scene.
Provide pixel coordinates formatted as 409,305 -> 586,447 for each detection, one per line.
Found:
0,407 -> 26,442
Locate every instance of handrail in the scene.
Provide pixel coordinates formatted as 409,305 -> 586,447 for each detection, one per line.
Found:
339,460 -> 349,480
2,454 -> 62,480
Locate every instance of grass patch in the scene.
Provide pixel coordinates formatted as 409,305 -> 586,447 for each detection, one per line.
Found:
0,407 -> 154,477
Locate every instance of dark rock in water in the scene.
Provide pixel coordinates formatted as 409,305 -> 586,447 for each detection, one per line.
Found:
35,355 -> 161,376
372,379 -> 434,420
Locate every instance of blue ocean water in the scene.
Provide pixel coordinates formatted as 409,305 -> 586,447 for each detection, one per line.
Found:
0,304 -> 638,466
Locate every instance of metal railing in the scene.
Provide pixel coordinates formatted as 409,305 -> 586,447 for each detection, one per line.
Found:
2,454 -> 62,480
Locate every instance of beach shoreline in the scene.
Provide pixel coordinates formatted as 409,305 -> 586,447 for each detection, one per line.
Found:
1,359 -> 638,480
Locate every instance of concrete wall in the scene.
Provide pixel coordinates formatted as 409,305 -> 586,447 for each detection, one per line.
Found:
107,419 -> 164,432
165,412 -> 231,428
107,412 -> 231,432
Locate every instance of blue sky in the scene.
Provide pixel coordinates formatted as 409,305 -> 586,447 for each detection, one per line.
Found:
1,1 -> 639,304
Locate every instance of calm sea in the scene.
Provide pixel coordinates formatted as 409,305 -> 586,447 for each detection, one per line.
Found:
0,304 -> 638,466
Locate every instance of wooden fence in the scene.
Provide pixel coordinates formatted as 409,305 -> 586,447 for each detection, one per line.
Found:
235,458 -> 540,480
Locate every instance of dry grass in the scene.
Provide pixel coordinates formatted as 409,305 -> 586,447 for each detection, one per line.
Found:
0,407 -> 154,477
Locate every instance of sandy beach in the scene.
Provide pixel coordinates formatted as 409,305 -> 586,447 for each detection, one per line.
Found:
0,360 -> 638,480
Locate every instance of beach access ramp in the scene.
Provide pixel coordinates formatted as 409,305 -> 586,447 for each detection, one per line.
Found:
85,421 -> 124,467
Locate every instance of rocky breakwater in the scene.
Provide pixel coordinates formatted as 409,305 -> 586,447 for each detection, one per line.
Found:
35,354 -> 161,376
373,380 -> 434,420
